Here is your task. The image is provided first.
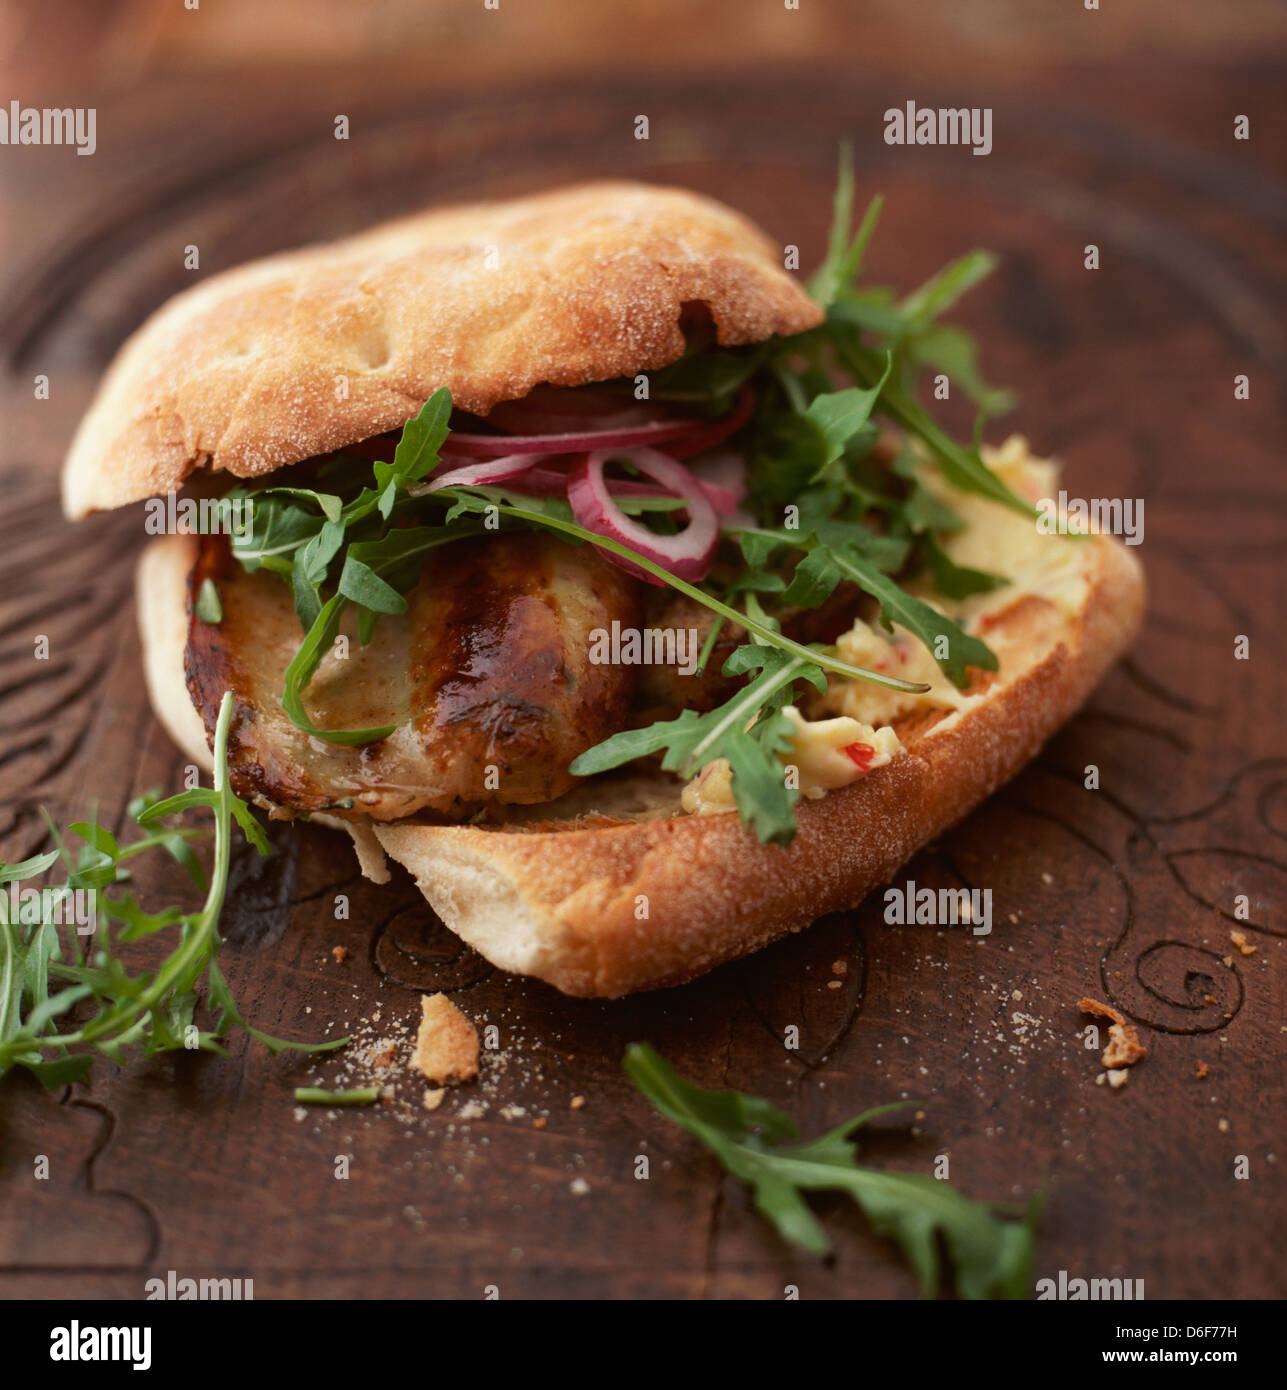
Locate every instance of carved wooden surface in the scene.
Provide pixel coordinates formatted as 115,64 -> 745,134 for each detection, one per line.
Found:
1,59 -> 1284,1299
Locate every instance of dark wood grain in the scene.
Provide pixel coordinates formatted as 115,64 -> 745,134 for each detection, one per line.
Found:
1,60 -> 1284,1300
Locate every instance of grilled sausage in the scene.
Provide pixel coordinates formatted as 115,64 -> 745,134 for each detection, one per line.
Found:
186,531 -> 641,820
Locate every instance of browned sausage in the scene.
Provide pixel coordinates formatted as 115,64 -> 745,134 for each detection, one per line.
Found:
186,531 -> 641,820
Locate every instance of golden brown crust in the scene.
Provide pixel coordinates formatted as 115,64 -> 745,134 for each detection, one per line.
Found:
372,536 -> 1145,997
64,182 -> 821,518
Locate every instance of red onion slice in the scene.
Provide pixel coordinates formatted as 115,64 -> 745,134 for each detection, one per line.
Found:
687,449 -> 748,515
568,448 -> 719,585
422,453 -> 556,492
433,450 -> 746,520
443,417 -> 703,458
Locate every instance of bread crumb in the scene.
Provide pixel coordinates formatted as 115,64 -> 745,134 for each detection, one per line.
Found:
331,946 -> 349,962
1041,872 -> 1053,885
1218,1118 -> 1230,1133
1194,1061 -> 1209,1080
532,1117 -> 547,1130
411,993 -> 480,1085
1222,955 -> 1234,968
1103,1022 -> 1147,1069
422,1088 -> 445,1111
569,1178 -> 590,1196
1230,931 -> 1257,957
831,959 -> 848,976
827,979 -> 843,990
371,1043 -> 397,1070
1105,1068 -> 1129,1089
570,1095 -> 586,1110
1077,996 -> 1125,1026
1079,996 -> 1146,1074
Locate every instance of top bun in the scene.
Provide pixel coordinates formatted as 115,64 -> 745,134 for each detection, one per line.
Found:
63,181 -> 821,518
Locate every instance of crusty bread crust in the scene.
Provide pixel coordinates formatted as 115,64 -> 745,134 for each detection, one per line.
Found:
64,182 -> 821,518
371,537 -> 1144,996
137,530 -> 1143,997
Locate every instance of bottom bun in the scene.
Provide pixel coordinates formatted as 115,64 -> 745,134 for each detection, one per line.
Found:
138,529 -> 1143,998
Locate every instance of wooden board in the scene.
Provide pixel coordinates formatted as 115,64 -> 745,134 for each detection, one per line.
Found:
1,61 -> 1284,1300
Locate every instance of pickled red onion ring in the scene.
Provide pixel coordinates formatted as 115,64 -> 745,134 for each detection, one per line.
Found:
567,448 -> 719,584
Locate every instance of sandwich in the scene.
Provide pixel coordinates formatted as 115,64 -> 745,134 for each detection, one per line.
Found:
64,176 -> 1145,998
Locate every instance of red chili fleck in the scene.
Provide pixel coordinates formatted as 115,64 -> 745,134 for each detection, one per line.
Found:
842,742 -> 876,771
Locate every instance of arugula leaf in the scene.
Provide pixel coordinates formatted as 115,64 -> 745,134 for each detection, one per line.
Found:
294,1085 -> 381,1106
344,525 -> 475,607
0,850 -> 61,885
830,337 -> 1032,518
793,542 -> 997,688
279,595 -> 396,746
291,518 -> 345,628
898,248 -> 1000,331
388,387 -> 453,483
571,646 -> 821,778
901,476 -> 966,535
0,691 -> 346,1089
808,143 -> 885,307
626,1043 -> 1040,1297
572,644 -> 826,846
924,535 -> 1009,600
230,494 -> 328,571
802,351 -> 891,477
337,555 -> 407,615
908,323 -> 1015,415
261,487 -> 344,523
194,578 -> 223,625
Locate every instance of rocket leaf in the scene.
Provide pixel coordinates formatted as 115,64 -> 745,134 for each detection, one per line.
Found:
625,1043 -> 1040,1298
